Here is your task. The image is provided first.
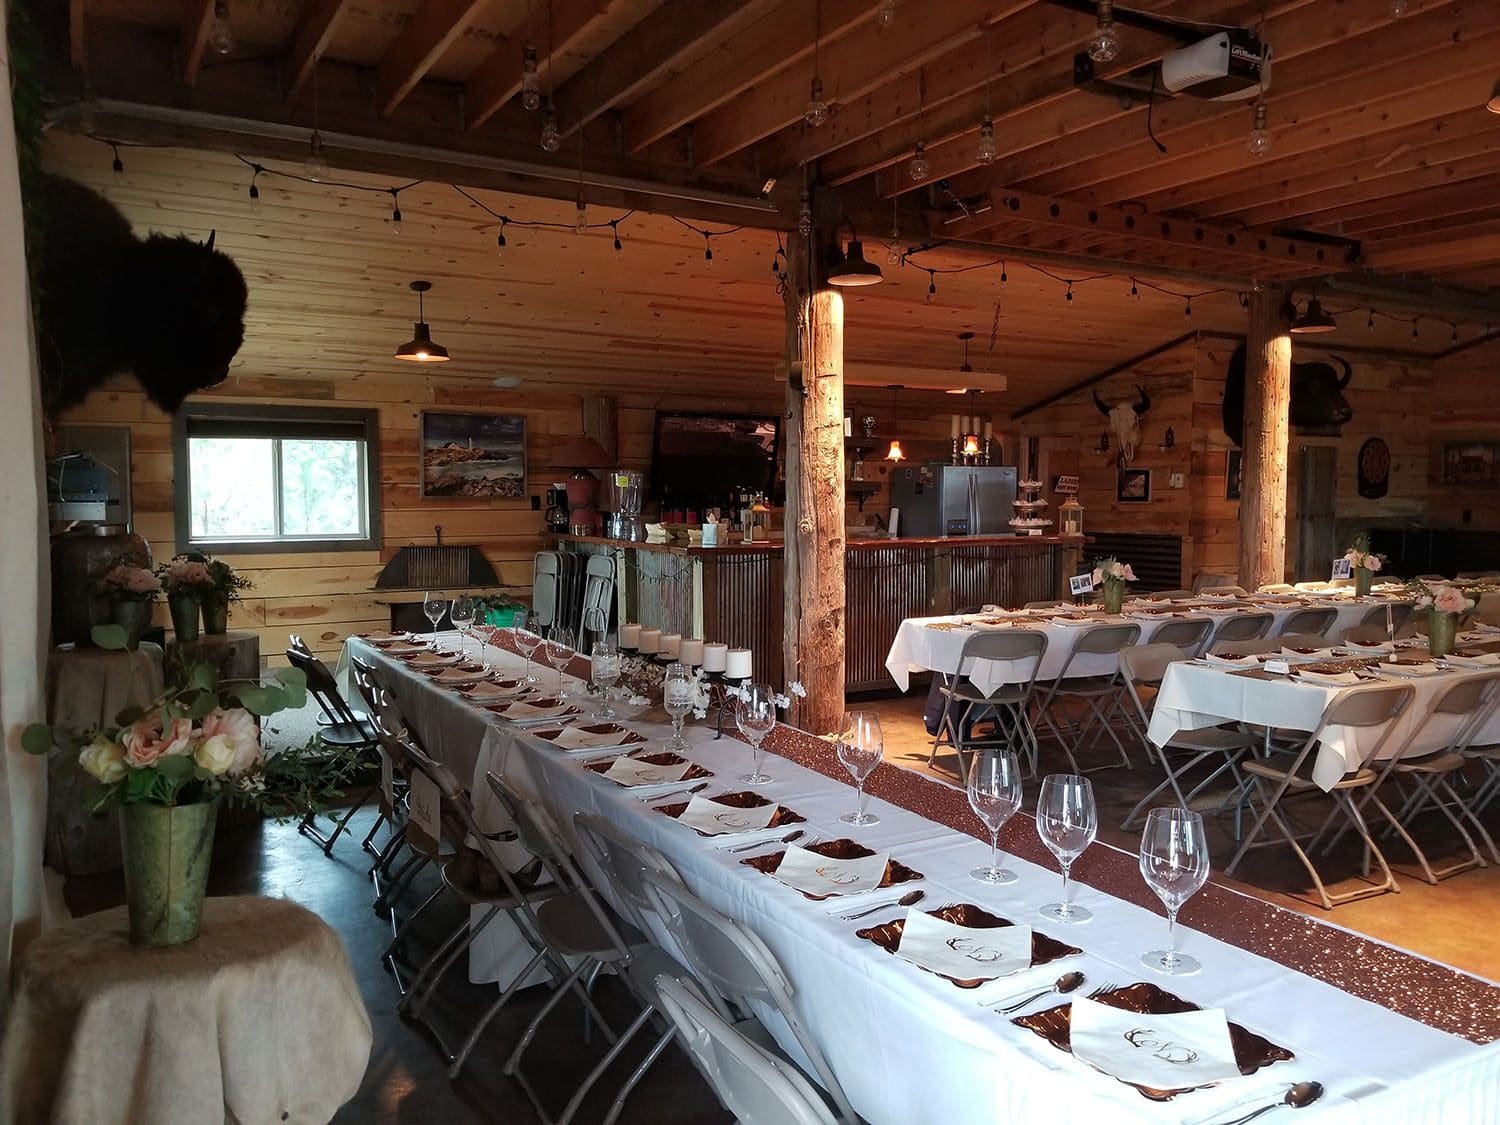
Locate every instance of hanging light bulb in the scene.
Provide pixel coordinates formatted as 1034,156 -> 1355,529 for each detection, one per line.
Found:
886,238 -> 902,266
208,0 -> 234,55
574,195 -> 588,234
1184,297 -> 1192,320
804,78 -> 830,127
1129,278 -> 1139,300
540,106 -> 562,152
927,270 -> 937,300
877,0 -> 900,28
1367,309 -> 1375,332
110,144 -> 125,184
1087,0 -> 1121,63
909,141 -> 930,182
797,194 -> 813,238
248,181 -> 260,215
885,385 -> 906,461
304,131 -> 328,181
703,233 -> 714,265
975,116 -> 998,164
520,46 -> 541,111
390,190 -> 403,235
611,220 -> 622,252
1389,0 -> 1408,14
1247,101 -> 1272,156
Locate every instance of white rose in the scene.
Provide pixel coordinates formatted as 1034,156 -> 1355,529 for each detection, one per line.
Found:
194,733 -> 237,776
79,736 -> 128,783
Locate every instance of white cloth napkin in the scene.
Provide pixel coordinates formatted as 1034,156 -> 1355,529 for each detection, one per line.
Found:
429,667 -> 489,684
463,680 -> 530,701
602,756 -> 692,787
498,700 -> 575,721
406,652 -> 459,668
383,642 -> 429,655
893,909 -> 1032,983
1069,995 -> 1241,1091
1446,652 -> 1500,667
1295,670 -> 1362,686
771,845 -> 889,898
1345,641 -> 1395,653
1379,661 -> 1444,677
1281,647 -> 1334,659
1205,652 -> 1259,667
549,726 -> 635,750
676,795 -> 779,835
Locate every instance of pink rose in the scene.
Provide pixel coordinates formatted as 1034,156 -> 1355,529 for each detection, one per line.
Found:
126,569 -> 161,594
122,714 -> 197,767
198,707 -> 262,775
1090,569 -> 1103,585
1434,587 -> 1468,615
1366,556 -> 1382,573
1121,564 -> 1137,582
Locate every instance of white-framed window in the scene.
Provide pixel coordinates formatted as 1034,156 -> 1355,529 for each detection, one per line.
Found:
173,405 -> 381,553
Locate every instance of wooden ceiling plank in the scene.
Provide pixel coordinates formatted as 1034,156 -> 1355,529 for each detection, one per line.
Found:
620,0 -> 882,154
551,0 -> 769,140
1288,174 -> 1500,239
180,0 -> 215,88
465,0 -> 615,131
285,0 -> 351,101
375,0 -> 490,119
690,0 -> 1034,169
1363,226 -> 1500,272
1347,204 -> 1500,245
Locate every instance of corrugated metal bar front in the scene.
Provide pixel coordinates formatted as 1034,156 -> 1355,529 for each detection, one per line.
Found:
949,542 -> 1063,610
845,546 -> 932,692
628,550 -> 695,636
701,553 -> 784,686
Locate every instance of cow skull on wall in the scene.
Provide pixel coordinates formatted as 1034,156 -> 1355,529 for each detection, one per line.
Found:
1093,385 -> 1151,464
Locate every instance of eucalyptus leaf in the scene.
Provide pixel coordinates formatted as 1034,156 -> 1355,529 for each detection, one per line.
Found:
91,623 -> 128,650
155,754 -> 195,780
185,691 -> 218,720
190,663 -> 217,692
234,683 -> 287,716
20,723 -> 55,756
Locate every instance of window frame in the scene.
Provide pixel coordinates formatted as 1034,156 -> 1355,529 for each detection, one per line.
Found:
172,403 -> 383,554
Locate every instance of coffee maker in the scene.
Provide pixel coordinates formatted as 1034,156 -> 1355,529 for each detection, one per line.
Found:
543,485 -> 570,533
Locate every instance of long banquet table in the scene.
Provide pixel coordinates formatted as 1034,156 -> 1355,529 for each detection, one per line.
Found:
344,630 -> 1500,1125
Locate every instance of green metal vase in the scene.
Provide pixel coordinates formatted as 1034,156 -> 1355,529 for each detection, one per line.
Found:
168,591 -> 201,642
1428,611 -> 1458,658
201,597 -> 229,635
1100,582 -> 1125,614
110,598 -> 152,650
120,802 -> 217,946
1354,567 -> 1374,596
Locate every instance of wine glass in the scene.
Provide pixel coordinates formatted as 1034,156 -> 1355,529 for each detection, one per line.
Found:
663,662 -> 694,751
837,711 -> 883,825
513,611 -> 541,684
1139,807 -> 1211,975
735,683 -> 777,786
1036,774 -> 1098,923
967,749 -> 1022,884
591,640 -> 620,720
422,592 -> 448,649
450,595 -> 476,661
546,626 -> 575,697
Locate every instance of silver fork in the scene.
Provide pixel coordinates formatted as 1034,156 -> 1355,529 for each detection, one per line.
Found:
1086,980 -> 1118,999
723,832 -> 819,855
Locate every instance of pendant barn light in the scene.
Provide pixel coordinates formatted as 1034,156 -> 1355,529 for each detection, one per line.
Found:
827,222 -> 883,287
1487,78 -> 1500,114
540,103 -> 562,151
1290,295 -> 1337,334
1088,0 -> 1121,63
394,280 -> 451,363
885,385 -> 906,462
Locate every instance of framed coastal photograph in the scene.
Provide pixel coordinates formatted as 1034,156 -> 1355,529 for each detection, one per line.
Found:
1442,442 -> 1497,487
1225,450 -> 1243,500
1117,467 -> 1152,503
420,412 -> 528,499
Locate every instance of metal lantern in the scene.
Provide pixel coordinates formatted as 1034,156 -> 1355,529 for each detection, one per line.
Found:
1060,496 -> 1084,536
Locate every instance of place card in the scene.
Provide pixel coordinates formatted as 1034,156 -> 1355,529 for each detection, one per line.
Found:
1262,660 -> 1291,676
602,755 -> 693,787
676,794 -> 780,836
771,844 -> 890,898
893,908 -> 1033,984
1069,995 -> 1242,1092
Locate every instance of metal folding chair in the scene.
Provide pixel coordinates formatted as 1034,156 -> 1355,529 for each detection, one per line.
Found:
1145,589 -> 1193,600
1201,584 -> 1249,597
931,629 -> 1048,782
1277,607 -> 1338,637
285,640 -> 379,854
1147,617 -> 1212,659
578,552 -> 617,650
1032,621 -> 1141,773
1204,610 -> 1274,653
533,550 -> 561,630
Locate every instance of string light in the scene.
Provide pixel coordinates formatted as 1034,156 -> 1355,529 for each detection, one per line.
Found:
805,1 -> 829,127
611,219 -> 622,252
540,104 -> 562,152
574,193 -> 588,234
1088,0 -> 1121,63
389,187 -> 403,234
520,46 -> 541,111
703,232 -> 714,264
1065,281 -> 1074,304
1452,323 -> 1460,344
208,0 -> 234,55
1367,308 -> 1375,331
1000,261 -> 1008,285
1184,296 -> 1192,319
909,141 -> 930,182
886,197 -> 901,265
1412,321 -> 1420,340
927,269 -> 937,301
1389,0 -> 1408,14
247,163 -> 261,214
304,131 -> 328,181
1129,277 -> 1138,300
110,142 -> 124,183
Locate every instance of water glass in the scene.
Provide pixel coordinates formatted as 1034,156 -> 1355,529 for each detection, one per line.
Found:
449,595 -> 476,660
1036,774 -> 1098,923
546,626 -> 575,697
422,592 -> 448,649
967,749 -> 1022,884
1139,807 -> 1211,975
836,711 -> 883,826
663,662 -> 694,750
735,683 -> 777,786
590,640 -> 620,719
512,612 -> 541,683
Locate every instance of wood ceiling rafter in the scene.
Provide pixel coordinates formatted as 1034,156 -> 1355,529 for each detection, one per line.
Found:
179,0 -> 215,88
466,0 -> 616,131
375,0 -> 490,118
285,0 -> 351,102
1364,224 -> 1500,274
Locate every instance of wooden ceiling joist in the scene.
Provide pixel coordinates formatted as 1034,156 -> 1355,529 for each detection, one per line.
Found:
375,0 -> 489,119
285,0 -> 351,102
1363,223 -> 1500,274
180,0 -> 216,88
465,0 -> 615,131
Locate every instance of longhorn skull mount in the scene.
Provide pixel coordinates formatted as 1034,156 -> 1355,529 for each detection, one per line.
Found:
1093,385 -> 1152,464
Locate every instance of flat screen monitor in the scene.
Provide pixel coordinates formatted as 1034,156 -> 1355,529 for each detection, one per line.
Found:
650,411 -> 780,500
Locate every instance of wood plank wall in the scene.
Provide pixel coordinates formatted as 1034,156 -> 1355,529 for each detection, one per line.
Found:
1428,339 -> 1500,531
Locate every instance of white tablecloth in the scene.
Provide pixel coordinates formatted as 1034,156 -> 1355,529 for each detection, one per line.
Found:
886,596 -> 1402,696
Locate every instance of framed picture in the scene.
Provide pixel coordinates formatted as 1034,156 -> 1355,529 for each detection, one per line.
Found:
420,411 -> 528,499
1117,467 -> 1152,503
1225,450 -> 1243,500
1443,442 -> 1497,486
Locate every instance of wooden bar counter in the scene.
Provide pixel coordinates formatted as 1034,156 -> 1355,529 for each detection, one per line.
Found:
553,533 -> 1083,691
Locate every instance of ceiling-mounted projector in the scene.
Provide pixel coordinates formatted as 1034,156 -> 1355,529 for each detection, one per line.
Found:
1160,30 -> 1269,101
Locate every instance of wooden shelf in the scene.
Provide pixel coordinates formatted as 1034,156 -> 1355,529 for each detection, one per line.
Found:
846,481 -> 882,512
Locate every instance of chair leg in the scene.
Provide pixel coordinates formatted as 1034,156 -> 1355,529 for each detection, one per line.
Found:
601,1023 -> 678,1125
557,1004 -> 654,1125
383,882 -> 447,994
445,946 -> 550,1079
361,809 -> 391,857
505,959 -> 595,1077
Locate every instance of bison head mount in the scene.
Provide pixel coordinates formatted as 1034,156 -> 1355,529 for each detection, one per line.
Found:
1221,343 -> 1353,447
1093,384 -> 1151,464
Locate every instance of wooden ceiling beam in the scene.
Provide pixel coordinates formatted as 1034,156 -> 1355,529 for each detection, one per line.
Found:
620,0 -> 882,154
551,0 -> 770,141
375,0 -> 490,119
690,0 -> 1035,169
1287,175 -> 1500,239
1363,225 -> 1500,272
1349,205 -> 1500,246
465,0 -> 616,131
285,0 -> 351,102
69,0 -> 87,70
180,0 -> 215,88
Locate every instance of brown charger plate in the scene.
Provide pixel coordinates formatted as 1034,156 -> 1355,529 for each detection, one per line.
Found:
654,790 -> 805,835
1289,658 -> 1378,675
741,837 -> 923,901
534,723 -> 646,746
855,903 -> 1081,988
425,661 -> 486,677
484,696 -> 581,717
1014,981 -> 1294,1102
458,677 -> 528,695
584,751 -> 713,783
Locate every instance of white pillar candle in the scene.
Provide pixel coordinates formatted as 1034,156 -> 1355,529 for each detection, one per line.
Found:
983,419 -> 993,442
638,628 -> 660,655
963,416 -> 973,435
619,623 -> 641,649
950,414 -> 961,439
702,642 -> 728,673
725,647 -> 753,679
679,638 -> 704,666
658,633 -> 681,658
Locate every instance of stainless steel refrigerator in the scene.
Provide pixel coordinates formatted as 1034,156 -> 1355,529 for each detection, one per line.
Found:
888,464 -> 1018,537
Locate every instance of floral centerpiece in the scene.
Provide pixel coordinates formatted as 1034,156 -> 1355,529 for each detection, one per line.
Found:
1344,534 -> 1384,596
202,556 -> 253,635
100,564 -> 160,649
1092,556 -> 1137,614
23,625 -> 361,946
1408,580 -> 1473,658
157,554 -> 216,641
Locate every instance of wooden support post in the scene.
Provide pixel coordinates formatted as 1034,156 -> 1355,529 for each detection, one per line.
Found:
1238,285 -> 1292,590
782,218 -> 846,736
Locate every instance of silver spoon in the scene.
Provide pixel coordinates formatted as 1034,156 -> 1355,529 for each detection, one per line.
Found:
1210,1081 -> 1324,1125
644,781 -> 709,804
987,970 -> 1087,1013
721,829 -> 805,854
839,889 -> 924,922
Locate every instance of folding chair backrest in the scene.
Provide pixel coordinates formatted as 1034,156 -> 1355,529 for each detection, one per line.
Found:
1424,670 -> 1500,754
1202,585 -> 1249,597
1146,589 -> 1193,600
957,629 -> 1047,670
639,870 -> 855,1124
1209,637 -> 1283,657
655,975 -> 839,1125
1278,633 -> 1332,651
1322,682 -> 1415,729
1071,622 -> 1141,656
1119,643 -> 1186,725
532,551 -> 561,629
1257,583 -> 1296,594
1149,618 -> 1211,655
1474,591 -> 1500,626
1211,612 -> 1273,644
573,811 -> 682,933
1279,607 -> 1337,637
579,554 -> 616,645
285,644 -> 361,725
1341,624 -> 1388,645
